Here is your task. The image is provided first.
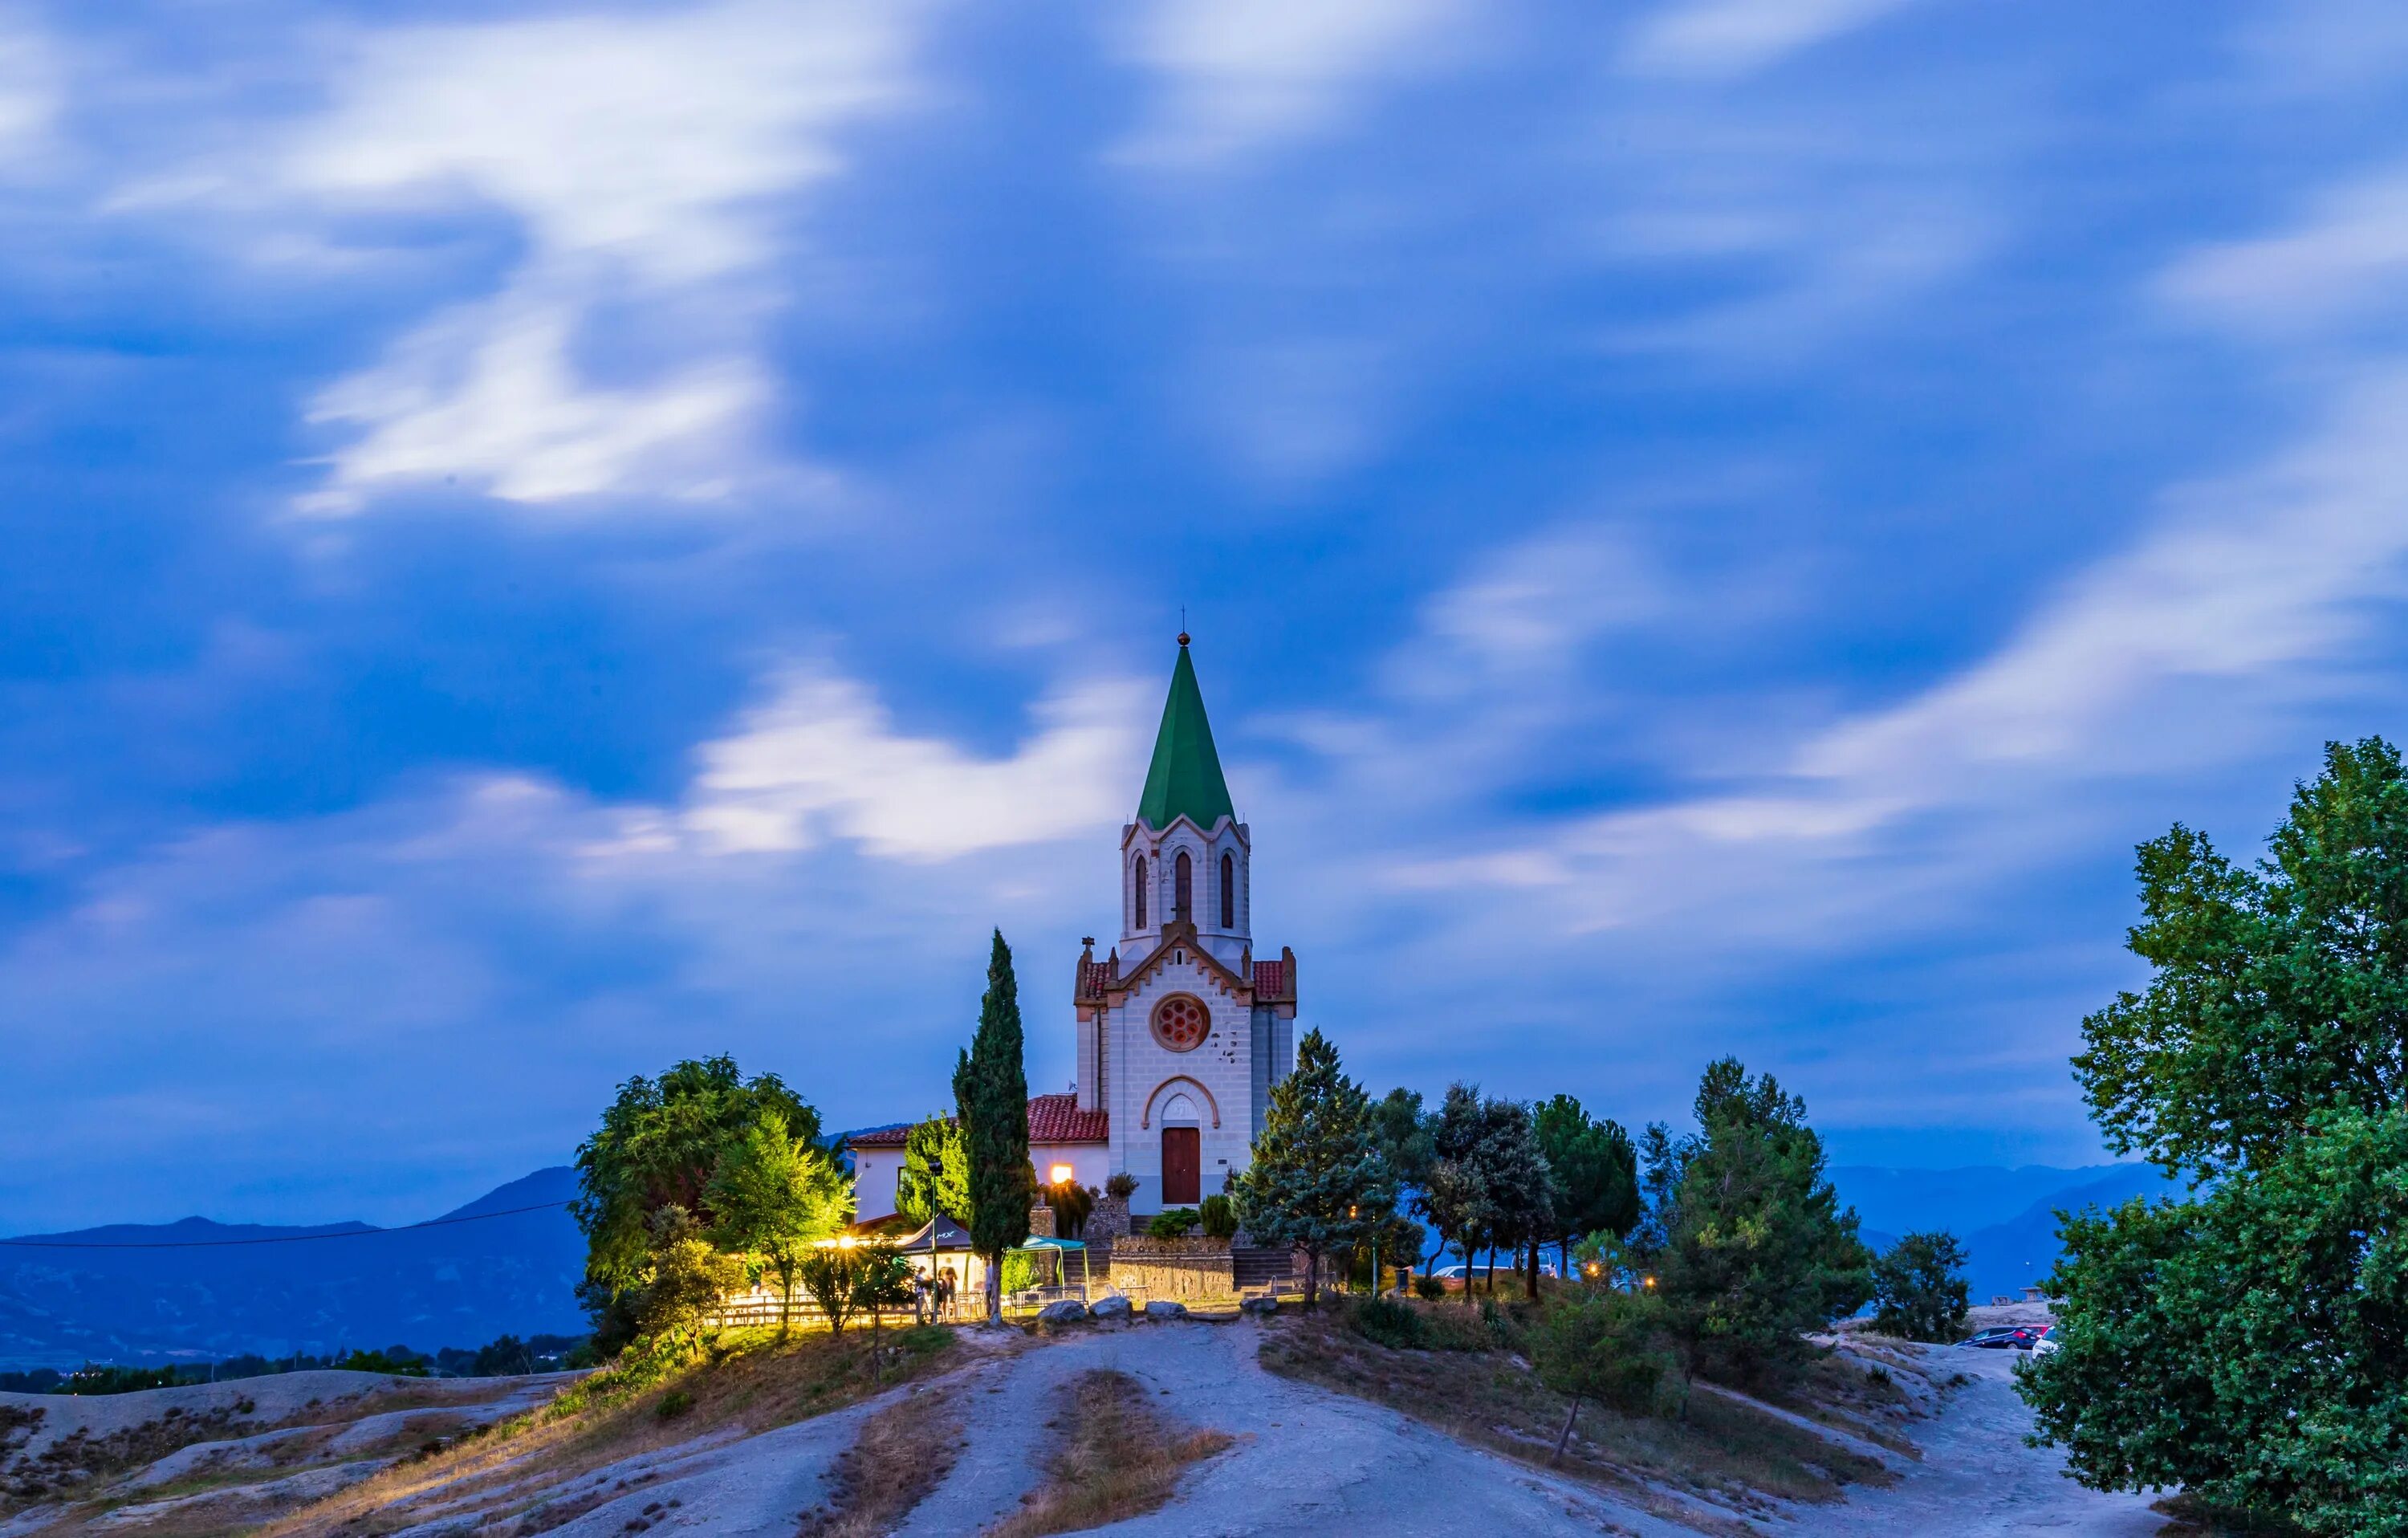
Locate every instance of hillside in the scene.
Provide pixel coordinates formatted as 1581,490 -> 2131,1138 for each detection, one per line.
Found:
0,1170 -> 586,1369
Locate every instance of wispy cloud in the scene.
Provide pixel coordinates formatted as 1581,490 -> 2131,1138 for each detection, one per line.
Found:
680,666 -> 1151,860
2161,161 -> 2408,336
1116,0 -> 1474,166
1620,0 -> 1920,79
258,1 -> 923,512
0,8 -> 59,171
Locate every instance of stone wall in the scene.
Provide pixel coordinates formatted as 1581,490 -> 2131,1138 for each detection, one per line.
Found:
1108,1236 -> 1235,1301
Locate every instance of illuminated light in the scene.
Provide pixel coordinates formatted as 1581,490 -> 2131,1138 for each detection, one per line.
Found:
1049,1163 -> 1074,1185
838,1235 -> 857,1249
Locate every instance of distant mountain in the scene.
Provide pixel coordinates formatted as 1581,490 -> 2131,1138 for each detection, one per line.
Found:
1828,1162 -> 2186,1304
0,1167 -> 586,1370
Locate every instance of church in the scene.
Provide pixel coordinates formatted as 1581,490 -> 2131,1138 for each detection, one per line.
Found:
849,637 -> 1300,1219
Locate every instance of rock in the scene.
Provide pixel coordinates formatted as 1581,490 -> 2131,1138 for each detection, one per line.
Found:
1089,1295 -> 1133,1320
1144,1300 -> 1189,1320
1240,1294 -> 1278,1316
1036,1300 -> 1089,1324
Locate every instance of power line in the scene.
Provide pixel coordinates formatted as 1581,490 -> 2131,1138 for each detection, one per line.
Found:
0,1200 -> 569,1250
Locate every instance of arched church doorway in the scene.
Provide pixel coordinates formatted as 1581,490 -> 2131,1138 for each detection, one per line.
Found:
1160,1092 -> 1202,1205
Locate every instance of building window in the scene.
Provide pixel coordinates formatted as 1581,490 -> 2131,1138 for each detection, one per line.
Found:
1174,850 -> 1193,922
1151,993 -> 1209,1052
1220,852 -> 1235,929
1133,856 -> 1147,928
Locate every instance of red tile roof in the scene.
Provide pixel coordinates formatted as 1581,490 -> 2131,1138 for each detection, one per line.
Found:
1075,953 -> 1120,1001
845,1094 -> 1108,1151
1027,1092 -> 1109,1144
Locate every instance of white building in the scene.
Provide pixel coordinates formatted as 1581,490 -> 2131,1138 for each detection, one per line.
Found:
849,635 -> 1299,1219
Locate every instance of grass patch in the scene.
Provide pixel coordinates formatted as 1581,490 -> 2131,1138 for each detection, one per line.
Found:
262,1325 -> 959,1537
990,1370 -> 1232,1538
1261,1301 -> 1893,1533
797,1386 -> 962,1537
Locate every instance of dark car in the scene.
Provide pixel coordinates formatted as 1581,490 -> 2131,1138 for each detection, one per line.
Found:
1962,1326 -> 2040,1349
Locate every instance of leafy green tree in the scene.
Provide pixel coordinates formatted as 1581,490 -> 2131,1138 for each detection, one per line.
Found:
1232,1028 -> 1392,1305
894,1113 -> 971,1226
1532,1290 -> 1681,1463
1535,1095 -> 1641,1276
572,1056 -> 823,1320
953,930 -> 1032,1324
1417,1083 -> 1496,1302
799,1244 -> 864,1333
1648,1058 -> 1871,1386
471,1335 -> 534,1377
631,1206 -> 745,1354
1869,1231 -> 1969,1342
1198,1193 -> 1237,1240
706,1106 -> 851,1333
2023,740 -> 2408,1536
1478,1097 -> 1553,1300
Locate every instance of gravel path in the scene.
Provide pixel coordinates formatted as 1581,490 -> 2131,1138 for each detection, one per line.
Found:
1784,1345 -> 2166,1536
896,1318 -> 1686,1538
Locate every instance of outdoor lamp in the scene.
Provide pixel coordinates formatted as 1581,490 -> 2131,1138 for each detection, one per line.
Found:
1049,1163 -> 1073,1184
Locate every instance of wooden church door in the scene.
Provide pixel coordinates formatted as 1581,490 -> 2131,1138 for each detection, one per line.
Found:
1161,1126 -> 1200,1205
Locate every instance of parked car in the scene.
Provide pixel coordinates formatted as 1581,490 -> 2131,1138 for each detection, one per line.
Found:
2031,1325 -> 2060,1358
1961,1326 -> 2040,1349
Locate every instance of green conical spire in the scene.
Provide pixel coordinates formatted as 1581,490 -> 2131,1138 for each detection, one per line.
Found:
1136,637 -> 1235,830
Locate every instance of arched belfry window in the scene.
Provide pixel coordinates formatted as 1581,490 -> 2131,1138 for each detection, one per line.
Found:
1174,851 -> 1193,922
1133,856 -> 1147,928
1220,852 -> 1235,929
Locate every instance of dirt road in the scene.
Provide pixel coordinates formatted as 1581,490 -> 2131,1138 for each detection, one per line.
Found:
1787,1344 -> 2165,1536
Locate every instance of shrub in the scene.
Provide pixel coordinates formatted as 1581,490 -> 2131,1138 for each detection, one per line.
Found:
1349,1297 -> 1426,1349
1044,1181 -> 1097,1239
1105,1171 -> 1139,1199
1198,1194 -> 1238,1239
1413,1273 -> 1445,1301
655,1388 -> 693,1421
1148,1208 -> 1200,1239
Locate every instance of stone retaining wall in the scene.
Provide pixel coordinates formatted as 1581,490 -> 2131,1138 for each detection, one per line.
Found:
1108,1235 -> 1235,1300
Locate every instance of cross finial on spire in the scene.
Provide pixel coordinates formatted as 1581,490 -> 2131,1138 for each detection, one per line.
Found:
1178,605 -> 1189,647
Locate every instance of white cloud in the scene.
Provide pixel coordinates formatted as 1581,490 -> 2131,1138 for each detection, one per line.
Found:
2162,163 -> 2408,336
0,9 -> 60,170
267,1 -> 922,512
1117,0 -> 1472,166
681,668 -> 1153,860
1621,0 -> 1919,79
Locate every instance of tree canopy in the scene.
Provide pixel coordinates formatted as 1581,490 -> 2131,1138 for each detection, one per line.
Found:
1869,1231 -> 1969,1343
894,1113 -> 970,1227
2025,739 -> 2408,1535
1535,1094 -> 1641,1272
706,1106 -> 850,1332
572,1056 -> 822,1296
1641,1058 -> 1871,1385
1233,1027 -> 1391,1304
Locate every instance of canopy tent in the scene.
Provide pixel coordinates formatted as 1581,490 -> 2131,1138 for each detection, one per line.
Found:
1011,1235 -> 1092,1299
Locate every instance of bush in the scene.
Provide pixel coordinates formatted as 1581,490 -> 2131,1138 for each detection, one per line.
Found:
1870,1231 -> 1970,1342
1105,1171 -> 1139,1199
655,1388 -> 693,1420
1199,1194 -> 1238,1239
1413,1273 -> 1446,1301
1349,1297 -> 1426,1349
1043,1181 -> 1097,1239
1148,1208 -> 1200,1239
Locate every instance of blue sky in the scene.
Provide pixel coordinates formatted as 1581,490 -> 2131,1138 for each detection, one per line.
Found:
6,0 -> 2408,1232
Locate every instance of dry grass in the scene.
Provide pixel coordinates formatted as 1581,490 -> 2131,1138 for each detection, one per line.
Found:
989,1370 -> 1233,1538
796,1386 -> 962,1537
1259,1300 -> 1896,1535
259,1324 -> 960,1537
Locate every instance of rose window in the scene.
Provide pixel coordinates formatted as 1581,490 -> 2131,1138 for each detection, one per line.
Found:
1152,994 -> 1209,1052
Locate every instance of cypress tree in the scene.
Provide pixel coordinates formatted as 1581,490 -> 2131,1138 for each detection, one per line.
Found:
953,929 -> 1031,1324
